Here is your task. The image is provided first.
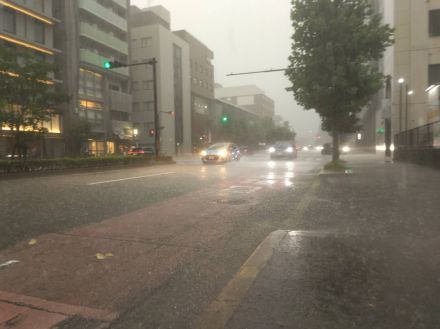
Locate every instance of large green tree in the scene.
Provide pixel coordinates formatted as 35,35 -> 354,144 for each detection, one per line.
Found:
286,0 -> 393,161
0,45 -> 68,157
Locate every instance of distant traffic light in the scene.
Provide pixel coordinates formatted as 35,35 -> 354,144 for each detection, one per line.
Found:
149,128 -> 155,137
103,60 -> 125,69
221,114 -> 229,124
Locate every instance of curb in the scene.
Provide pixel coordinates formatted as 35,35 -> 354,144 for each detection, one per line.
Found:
193,230 -> 287,329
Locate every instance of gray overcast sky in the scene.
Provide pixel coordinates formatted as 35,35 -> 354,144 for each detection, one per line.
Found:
131,0 -> 321,141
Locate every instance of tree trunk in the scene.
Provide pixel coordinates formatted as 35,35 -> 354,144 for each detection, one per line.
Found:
332,129 -> 340,162
11,129 -> 20,159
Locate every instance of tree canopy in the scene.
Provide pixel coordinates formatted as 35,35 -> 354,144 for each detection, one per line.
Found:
286,0 -> 393,161
0,45 -> 68,157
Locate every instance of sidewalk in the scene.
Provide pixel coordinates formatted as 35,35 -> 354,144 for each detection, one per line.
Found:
195,154 -> 440,329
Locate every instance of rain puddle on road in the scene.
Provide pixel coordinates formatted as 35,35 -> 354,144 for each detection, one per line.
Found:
215,185 -> 263,206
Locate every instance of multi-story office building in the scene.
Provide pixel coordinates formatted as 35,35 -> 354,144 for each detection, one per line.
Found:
54,0 -> 132,156
361,0 -> 440,156
215,85 -> 275,119
393,0 -> 440,136
129,6 -> 191,155
173,30 -> 214,145
0,0 -> 63,156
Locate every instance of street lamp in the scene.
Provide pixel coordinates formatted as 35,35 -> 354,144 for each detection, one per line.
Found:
398,78 -> 405,133
405,89 -> 414,132
133,128 -> 138,147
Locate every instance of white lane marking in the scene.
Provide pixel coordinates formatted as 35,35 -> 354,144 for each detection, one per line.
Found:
87,172 -> 176,186
0,260 -> 20,269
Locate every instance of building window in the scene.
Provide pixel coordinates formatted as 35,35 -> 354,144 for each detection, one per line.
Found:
141,37 -> 152,47
142,80 -> 154,90
3,8 -> 16,34
132,82 -> 139,91
143,101 -> 154,111
79,68 -> 103,98
78,100 -> 104,126
429,10 -> 440,37
132,102 -> 139,112
34,20 -> 45,44
111,110 -> 129,121
429,64 -> 440,86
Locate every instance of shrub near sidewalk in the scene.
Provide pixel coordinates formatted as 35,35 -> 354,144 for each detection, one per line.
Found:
0,155 -> 174,174
323,159 -> 349,172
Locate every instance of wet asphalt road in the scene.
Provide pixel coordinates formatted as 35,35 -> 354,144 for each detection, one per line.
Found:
0,151 -> 321,250
1,152 -> 440,328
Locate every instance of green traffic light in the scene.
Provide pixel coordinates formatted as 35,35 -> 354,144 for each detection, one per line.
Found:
221,115 -> 229,123
103,61 -> 112,69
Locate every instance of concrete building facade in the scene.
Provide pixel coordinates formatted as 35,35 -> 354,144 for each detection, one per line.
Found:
0,0 -> 63,157
215,85 -> 275,119
173,30 -> 214,146
54,0 -> 132,156
393,0 -> 440,145
129,6 -> 191,155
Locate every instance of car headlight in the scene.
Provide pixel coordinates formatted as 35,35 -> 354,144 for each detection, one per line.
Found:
286,147 -> 293,153
218,149 -> 227,157
303,146 -> 309,151
342,146 -> 350,153
201,150 -> 207,156
269,147 -> 275,153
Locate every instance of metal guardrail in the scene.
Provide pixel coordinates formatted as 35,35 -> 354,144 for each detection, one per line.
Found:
394,120 -> 440,165
394,120 -> 440,150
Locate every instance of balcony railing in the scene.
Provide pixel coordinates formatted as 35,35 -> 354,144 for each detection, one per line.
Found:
79,22 -> 128,55
78,0 -> 127,32
109,90 -> 132,113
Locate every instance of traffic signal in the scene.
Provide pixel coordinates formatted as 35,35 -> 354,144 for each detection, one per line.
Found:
103,60 -> 125,69
149,128 -> 155,137
221,114 -> 229,124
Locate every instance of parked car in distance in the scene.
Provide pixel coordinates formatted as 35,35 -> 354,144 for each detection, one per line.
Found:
127,147 -> 154,156
201,143 -> 241,164
268,141 -> 298,160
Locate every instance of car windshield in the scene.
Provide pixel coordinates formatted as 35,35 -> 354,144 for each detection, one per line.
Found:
275,142 -> 291,147
208,143 -> 228,150
1,0 -> 437,328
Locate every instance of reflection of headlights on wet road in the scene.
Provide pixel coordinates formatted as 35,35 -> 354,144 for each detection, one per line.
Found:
201,150 -> 207,156
342,146 -> 350,153
286,147 -> 293,153
269,147 -> 275,153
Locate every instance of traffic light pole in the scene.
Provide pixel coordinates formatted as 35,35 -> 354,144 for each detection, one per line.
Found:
104,58 -> 160,158
151,58 -> 160,158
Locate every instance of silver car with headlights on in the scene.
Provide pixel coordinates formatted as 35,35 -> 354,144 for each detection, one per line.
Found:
269,141 -> 297,160
201,143 -> 241,164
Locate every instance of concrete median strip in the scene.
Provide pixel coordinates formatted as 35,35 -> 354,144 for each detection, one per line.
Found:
87,172 -> 176,185
0,290 -> 118,324
193,230 -> 288,329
